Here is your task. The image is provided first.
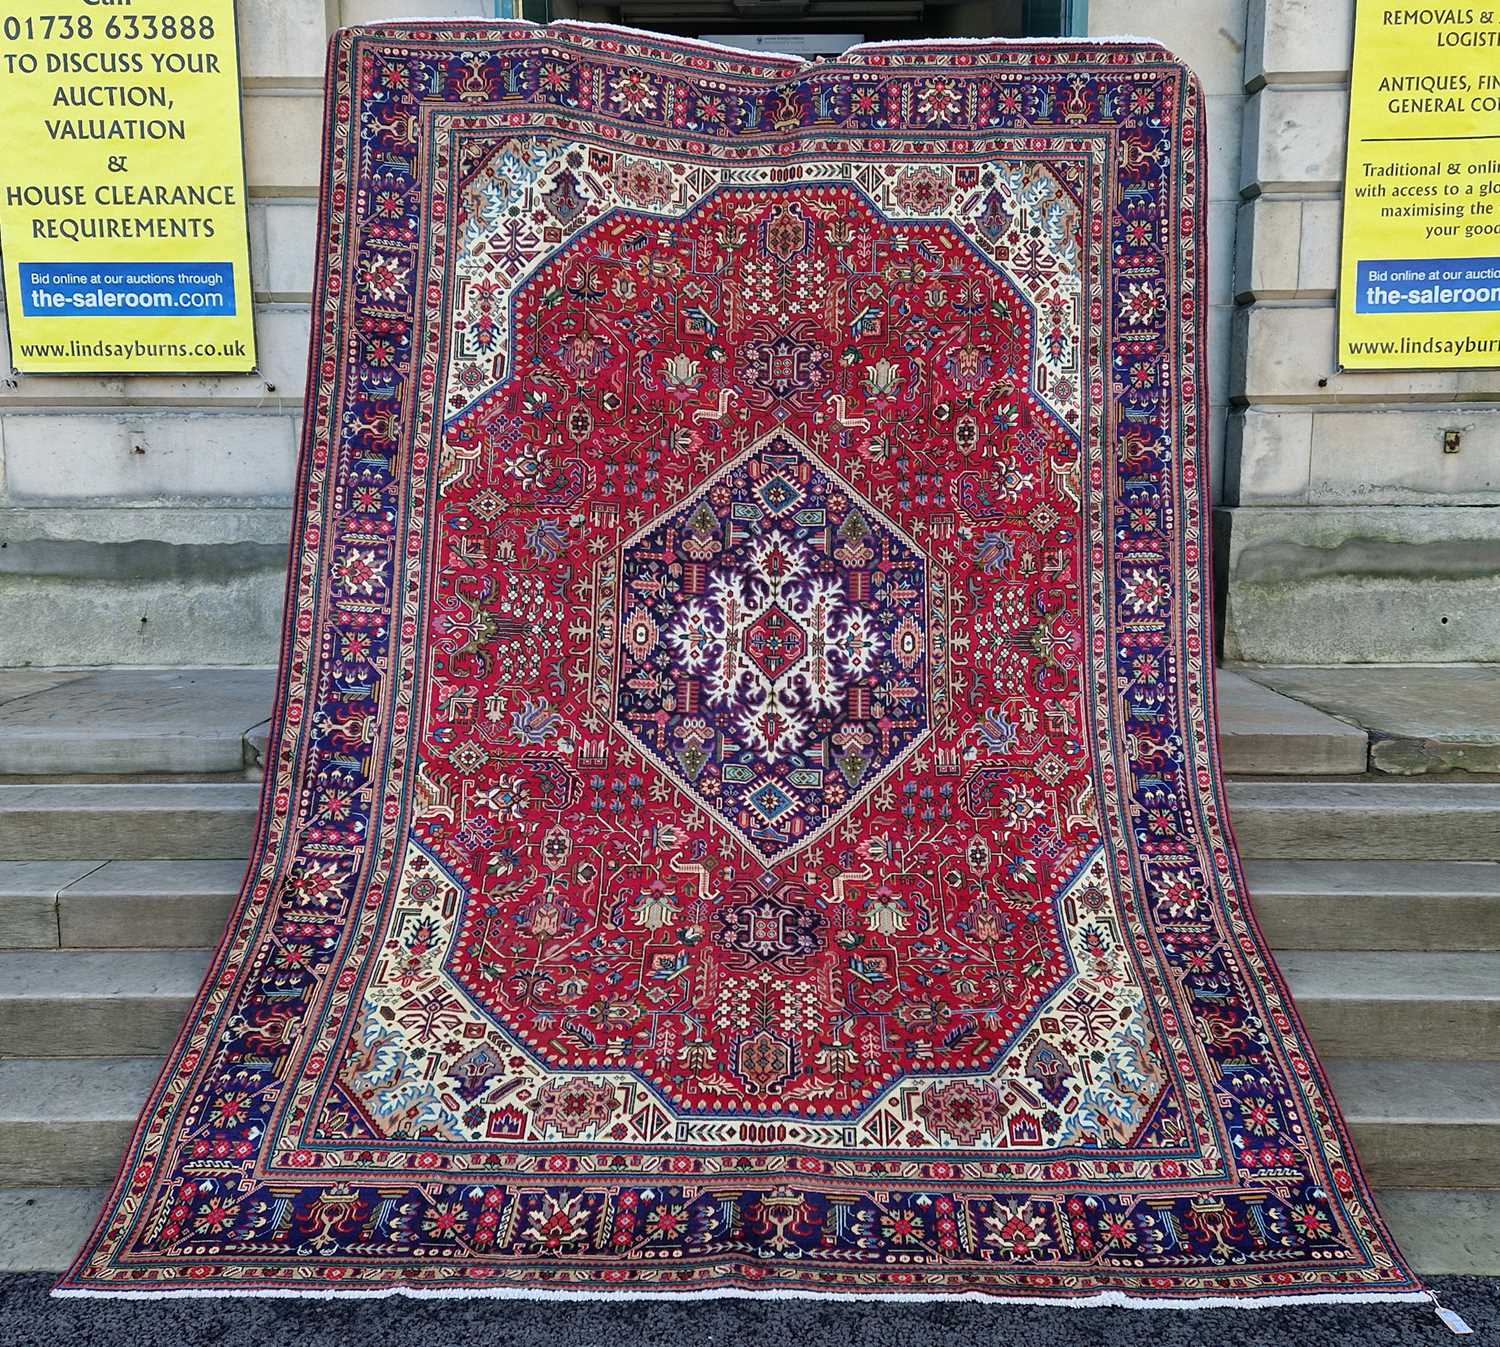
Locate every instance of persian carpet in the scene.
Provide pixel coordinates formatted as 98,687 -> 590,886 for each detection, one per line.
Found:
59,20 -> 1423,1307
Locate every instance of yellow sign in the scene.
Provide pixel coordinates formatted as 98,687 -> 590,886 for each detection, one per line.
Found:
1339,2 -> 1500,369
0,0 -> 256,373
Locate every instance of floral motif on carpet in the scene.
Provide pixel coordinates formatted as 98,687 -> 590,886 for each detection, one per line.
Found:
58,21 -> 1420,1306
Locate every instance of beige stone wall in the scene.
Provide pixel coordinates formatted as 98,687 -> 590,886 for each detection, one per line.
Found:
5,1 -> 1489,665
1089,0 -> 1500,662
0,1 -> 492,665
1221,0 -> 1500,661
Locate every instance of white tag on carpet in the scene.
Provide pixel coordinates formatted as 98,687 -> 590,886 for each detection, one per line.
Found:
1436,1303 -> 1474,1335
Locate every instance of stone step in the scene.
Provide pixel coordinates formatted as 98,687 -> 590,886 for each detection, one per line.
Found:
1322,1058 -> 1500,1189
5,857 -> 1493,953
1,946 -> 1493,1062
3,781 -> 1493,875
1214,669 -> 1368,775
1244,860 -> 1500,951
1378,1189 -> 1500,1277
0,1057 -> 159,1187
0,783 -> 260,861
0,668 -> 273,778
0,861 -> 98,948
0,667 -> 1363,783
0,859 -> 244,949
0,949 -> 211,1057
1278,951 -> 1500,1061
1227,780 -> 1500,860
1240,664 -> 1500,776
3,1182 -> 1493,1275
2,1054 -> 1490,1191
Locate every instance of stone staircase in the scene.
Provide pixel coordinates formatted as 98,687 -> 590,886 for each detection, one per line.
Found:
0,667 -> 1497,1275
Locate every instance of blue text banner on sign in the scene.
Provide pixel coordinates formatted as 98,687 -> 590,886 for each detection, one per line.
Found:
1354,257 -> 1500,313
18,262 -> 236,316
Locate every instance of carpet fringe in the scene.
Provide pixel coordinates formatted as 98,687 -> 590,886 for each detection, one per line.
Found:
51,1284 -> 1433,1309
346,17 -> 1173,66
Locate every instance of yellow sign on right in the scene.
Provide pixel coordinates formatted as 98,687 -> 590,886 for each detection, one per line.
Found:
1338,3 -> 1500,369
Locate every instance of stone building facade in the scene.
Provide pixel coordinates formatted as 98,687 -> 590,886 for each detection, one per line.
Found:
0,0 -> 1494,668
